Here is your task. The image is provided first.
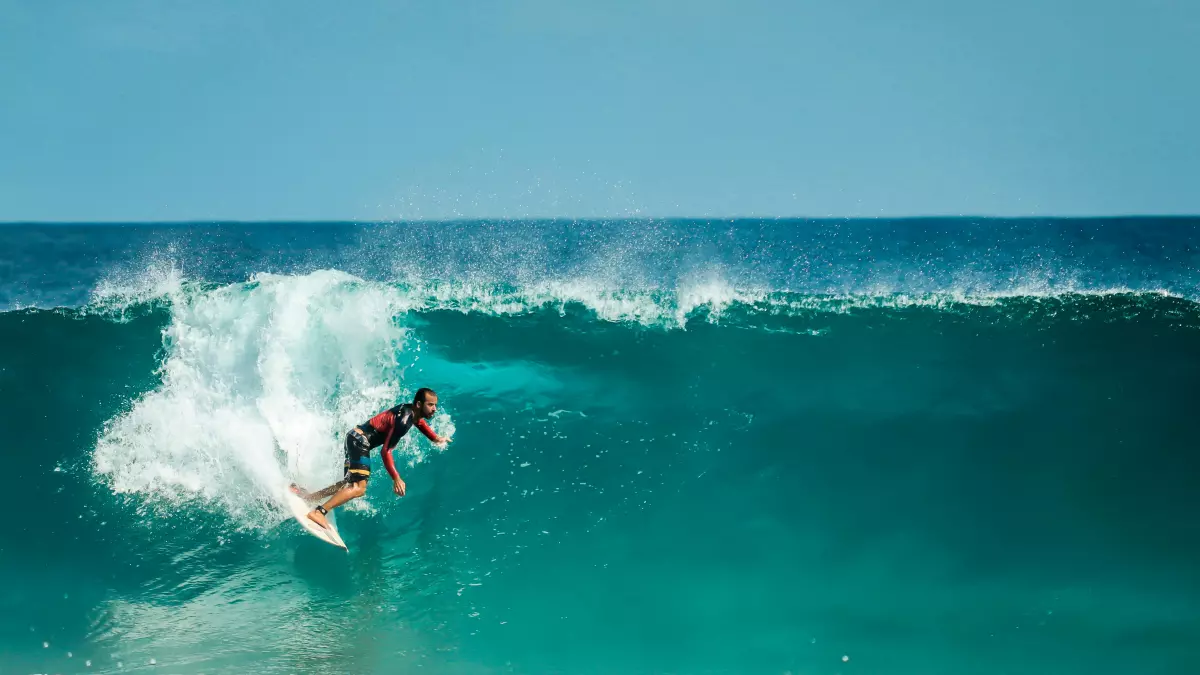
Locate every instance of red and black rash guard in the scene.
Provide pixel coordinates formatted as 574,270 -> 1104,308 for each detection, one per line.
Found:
354,403 -> 438,481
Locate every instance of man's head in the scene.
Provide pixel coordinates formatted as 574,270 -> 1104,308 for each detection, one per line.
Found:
413,387 -> 438,419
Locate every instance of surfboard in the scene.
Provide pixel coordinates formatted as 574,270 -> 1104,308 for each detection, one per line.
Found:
283,487 -> 348,551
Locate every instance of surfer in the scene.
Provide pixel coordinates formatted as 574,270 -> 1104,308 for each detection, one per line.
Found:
291,387 -> 450,530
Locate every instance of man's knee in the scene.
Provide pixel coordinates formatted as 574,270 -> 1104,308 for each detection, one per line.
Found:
349,481 -> 367,498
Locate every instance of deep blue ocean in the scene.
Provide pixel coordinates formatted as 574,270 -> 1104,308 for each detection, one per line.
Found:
1,218 -> 1198,675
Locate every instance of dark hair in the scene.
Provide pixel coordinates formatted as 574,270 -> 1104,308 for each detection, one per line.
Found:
413,387 -> 436,404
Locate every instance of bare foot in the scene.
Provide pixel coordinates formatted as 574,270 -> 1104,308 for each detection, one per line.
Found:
289,483 -> 310,499
307,509 -> 330,530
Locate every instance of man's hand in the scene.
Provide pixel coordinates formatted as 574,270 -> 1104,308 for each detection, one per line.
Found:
393,477 -> 406,497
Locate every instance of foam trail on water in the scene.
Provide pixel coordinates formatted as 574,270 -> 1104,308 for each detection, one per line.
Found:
92,270 -> 453,530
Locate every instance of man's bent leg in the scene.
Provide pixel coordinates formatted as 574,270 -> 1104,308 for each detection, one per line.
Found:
291,482 -> 344,501
307,480 -> 366,529
310,431 -> 373,529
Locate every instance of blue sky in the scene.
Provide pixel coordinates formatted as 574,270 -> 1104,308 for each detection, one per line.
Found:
2,0 -> 1197,221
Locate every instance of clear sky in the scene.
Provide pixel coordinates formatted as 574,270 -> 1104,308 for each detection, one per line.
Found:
2,0 -> 1197,221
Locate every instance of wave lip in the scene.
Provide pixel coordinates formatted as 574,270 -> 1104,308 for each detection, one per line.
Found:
5,263 -> 1194,331
351,277 -> 1196,328
31,262 -> 1199,330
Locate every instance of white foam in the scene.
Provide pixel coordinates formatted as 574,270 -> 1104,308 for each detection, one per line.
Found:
674,271 -> 765,325
756,285 -> 1183,316
89,253 -> 187,317
78,242 -> 1200,338
405,277 -> 1184,328
391,271 -> 762,328
92,269 -> 451,530
84,257 -> 1196,341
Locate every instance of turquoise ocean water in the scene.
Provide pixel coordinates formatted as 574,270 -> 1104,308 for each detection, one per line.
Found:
1,219 -> 1198,674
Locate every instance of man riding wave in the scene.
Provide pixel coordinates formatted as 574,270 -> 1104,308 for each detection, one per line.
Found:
290,387 -> 449,529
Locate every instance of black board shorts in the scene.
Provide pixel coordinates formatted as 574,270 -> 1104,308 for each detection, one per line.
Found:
343,429 -> 372,483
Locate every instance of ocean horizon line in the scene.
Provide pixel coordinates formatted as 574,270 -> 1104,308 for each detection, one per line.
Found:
1,213 -> 1198,227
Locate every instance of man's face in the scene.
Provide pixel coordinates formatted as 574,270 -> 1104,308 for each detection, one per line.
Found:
418,395 -> 438,418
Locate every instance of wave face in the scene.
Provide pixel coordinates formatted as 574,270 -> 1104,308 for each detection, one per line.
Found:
2,218 -> 1200,675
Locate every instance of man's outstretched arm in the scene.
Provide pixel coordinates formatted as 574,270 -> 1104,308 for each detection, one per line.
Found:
416,418 -> 448,444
